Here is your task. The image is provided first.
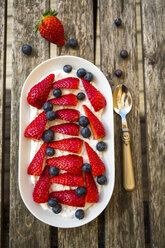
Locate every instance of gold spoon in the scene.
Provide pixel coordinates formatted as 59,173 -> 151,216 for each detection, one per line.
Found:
113,84 -> 135,191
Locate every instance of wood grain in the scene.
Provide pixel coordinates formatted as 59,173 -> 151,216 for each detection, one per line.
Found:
10,1 -> 50,247
55,1 -> 98,247
99,0 -> 145,247
141,0 -> 165,247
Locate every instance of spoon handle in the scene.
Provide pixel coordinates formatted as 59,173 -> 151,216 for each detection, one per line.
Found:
122,130 -> 135,191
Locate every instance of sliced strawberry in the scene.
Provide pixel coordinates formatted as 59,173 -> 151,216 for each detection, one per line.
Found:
82,78 -> 106,112
49,190 -> 85,207
56,109 -> 80,122
83,105 -> 105,139
33,165 -> 50,203
85,142 -> 105,177
53,77 -> 79,89
46,154 -> 83,174
49,94 -> 77,106
50,173 -> 84,187
49,123 -> 79,136
24,111 -> 47,140
27,142 -> 47,176
85,172 -> 99,203
49,138 -> 83,154
27,74 -> 55,109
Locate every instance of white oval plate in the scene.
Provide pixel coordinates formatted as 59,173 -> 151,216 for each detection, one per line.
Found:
19,55 -> 115,228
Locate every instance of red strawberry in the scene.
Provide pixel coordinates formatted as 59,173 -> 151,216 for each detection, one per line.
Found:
27,74 -> 55,109
56,109 -> 80,122
24,111 -> 47,140
49,190 -> 85,207
46,154 -> 83,174
49,123 -> 79,136
82,78 -> 106,112
49,138 -> 83,154
36,10 -> 64,46
85,142 -> 105,177
85,172 -> 99,203
49,94 -> 77,106
53,77 -> 79,89
83,105 -> 105,139
50,173 -> 84,187
27,142 -> 47,176
33,165 -> 50,203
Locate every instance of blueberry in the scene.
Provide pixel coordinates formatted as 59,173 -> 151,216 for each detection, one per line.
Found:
82,163 -> 92,172
84,72 -> 93,82
96,141 -> 107,151
114,18 -> 122,26
81,127 -> 91,138
42,130 -> 54,143
69,38 -> 78,49
46,147 -> 55,156
22,44 -> 32,55
75,187 -> 87,196
77,92 -> 85,100
52,203 -> 62,214
43,102 -> 53,112
120,50 -> 128,59
97,174 -> 107,185
76,68 -> 86,78
49,166 -> 59,176
78,116 -> 89,127
53,88 -> 62,98
46,111 -> 56,121
115,69 -> 122,77
48,198 -> 58,207
75,209 -> 84,219
63,65 -> 72,73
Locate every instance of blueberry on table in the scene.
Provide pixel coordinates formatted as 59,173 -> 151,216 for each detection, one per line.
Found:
53,88 -> 62,98
46,111 -> 56,121
75,187 -> 87,196
114,18 -> 122,26
48,198 -> 58,207
84,72 -> 93,82
120,50 -> 128,59
49,166 -> 59,176
81,127 -> 91,138
63,64 -> 72,73
52,203 -> 62,214
78,116 -> 89,127
76,68 -> 86,78
42,130 -> 54,143
115,69 -> 122,77
77,92 -> 85,100
75,209 -> 84,219
82,163 -> 92,172
97,174 -> 107,185
46,147 -> 55,156
69,38 -> 78,49
22,44 -> 32,55
43,102 -> 53,112
96,141 -> 107,151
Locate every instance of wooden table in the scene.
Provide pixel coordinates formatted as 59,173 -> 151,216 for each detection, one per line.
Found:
0,0 -> 164,247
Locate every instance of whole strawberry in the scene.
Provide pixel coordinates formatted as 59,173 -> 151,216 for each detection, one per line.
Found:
36,10 -> 65,46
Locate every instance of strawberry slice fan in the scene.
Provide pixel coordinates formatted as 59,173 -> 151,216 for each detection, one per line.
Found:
53,77 -> 79,89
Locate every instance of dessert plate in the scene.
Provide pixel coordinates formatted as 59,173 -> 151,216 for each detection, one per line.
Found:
19,55 -> 115,228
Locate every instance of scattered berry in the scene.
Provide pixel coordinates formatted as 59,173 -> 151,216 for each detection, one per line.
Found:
46,111 -> 56,121
81,127 -> 91,138
78,116 -> 89,127
96,141 -> 107,151
75,209 -> 84,219
52,203 -> 62,214
46,147 -> 55,156
82,163 -> 92,172
77,92 -> 85,100
75,187 -> 87,196
114,18 -> 122,26
120,50 -> 128,59
43,102 -> 53,112
115,69 -> 122,77
97,174 -> 107,185
48,198 -> 58,207
53,88 -> 62,98
22,44 -> 32,55
69,38 -> 78,48
49,166 -> 59,176
42,130 -> 54,143
63,65 -> 72,73
84,72 -> 93,82
76,68 -> 86,78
